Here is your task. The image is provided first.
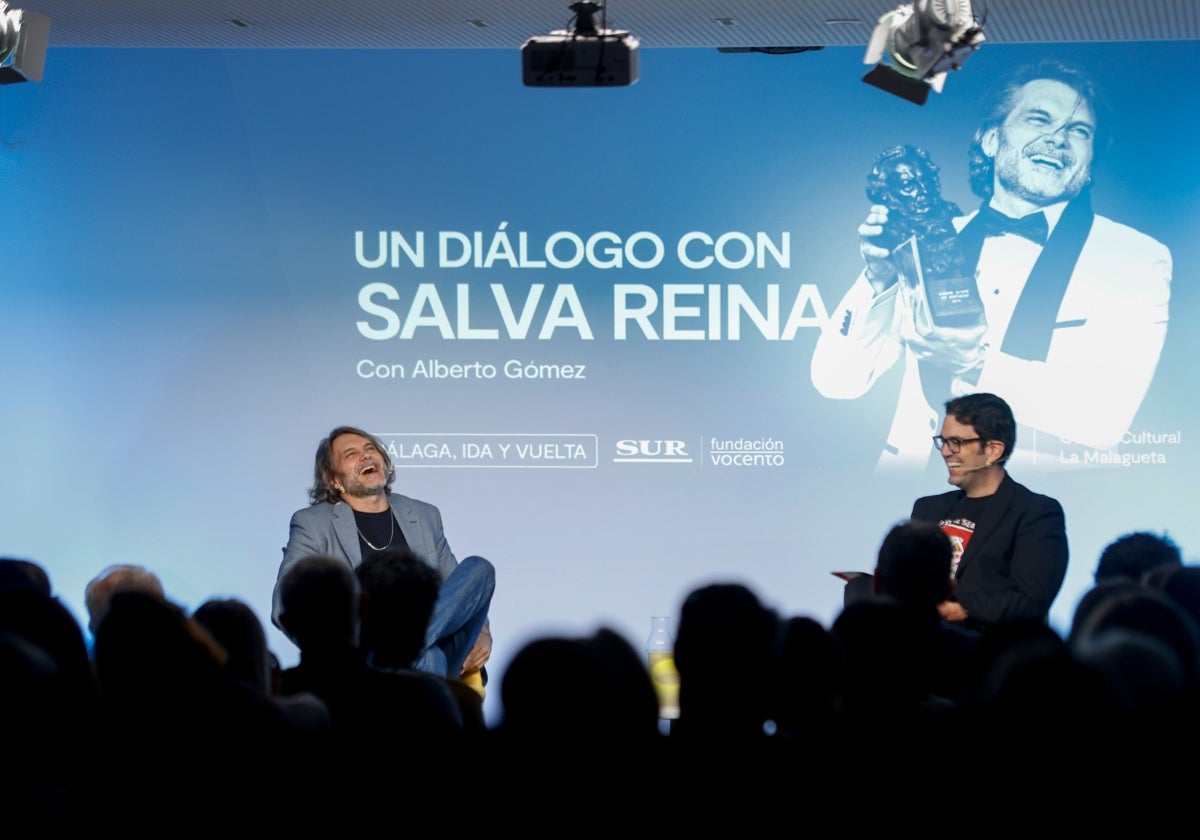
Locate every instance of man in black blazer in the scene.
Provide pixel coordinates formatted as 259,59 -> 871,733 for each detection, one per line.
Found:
913,392 -> 1068,633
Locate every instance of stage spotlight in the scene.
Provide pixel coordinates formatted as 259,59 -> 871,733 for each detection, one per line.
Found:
863,0 -> 985,105
0,1 -> 50,84
522,1 -> 639,87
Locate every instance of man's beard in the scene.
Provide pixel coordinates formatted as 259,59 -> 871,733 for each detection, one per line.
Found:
339,470 -> 386,498
994,140 -> 1089,206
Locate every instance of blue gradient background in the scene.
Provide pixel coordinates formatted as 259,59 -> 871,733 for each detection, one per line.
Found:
3,41 -> 1197,722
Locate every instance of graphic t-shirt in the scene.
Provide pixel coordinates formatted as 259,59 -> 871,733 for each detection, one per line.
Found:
939,495 -> 991,579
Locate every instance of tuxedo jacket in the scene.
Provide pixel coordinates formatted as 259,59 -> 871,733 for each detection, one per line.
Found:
910,472 -> 1068,630
811,211 -> 1171,471
271,492 -> 458,629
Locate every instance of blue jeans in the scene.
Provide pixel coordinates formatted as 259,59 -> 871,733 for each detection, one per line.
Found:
414,555 -> 495,680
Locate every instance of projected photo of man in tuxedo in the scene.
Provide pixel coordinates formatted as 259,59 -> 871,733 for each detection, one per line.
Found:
811,58 -> 1172,473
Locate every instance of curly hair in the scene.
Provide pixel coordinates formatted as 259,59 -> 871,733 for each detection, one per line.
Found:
356,547 -> 441,668
1095,532 -> 1183,585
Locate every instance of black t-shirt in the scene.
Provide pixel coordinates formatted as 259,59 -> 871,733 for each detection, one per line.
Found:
353,508 -> 410,559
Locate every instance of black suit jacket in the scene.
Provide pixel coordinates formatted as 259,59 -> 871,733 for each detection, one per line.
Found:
910,472 -> 1068,630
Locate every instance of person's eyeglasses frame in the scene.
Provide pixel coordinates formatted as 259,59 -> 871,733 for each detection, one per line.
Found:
932,435 -> 983,453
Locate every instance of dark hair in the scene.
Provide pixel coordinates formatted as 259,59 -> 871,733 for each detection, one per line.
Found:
1068,584 -> 1200,690
943,392 -> 1016,463
192,598 -> 272,692
0,557 -> 52,597
875,520 -> 953,611
309,425 -> 395,505
356,547 -> 442,669
276,555 -> 360,648
967,58 -> 1110,200
1094,531 -> 1183,585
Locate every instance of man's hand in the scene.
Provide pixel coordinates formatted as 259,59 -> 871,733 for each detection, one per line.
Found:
461,623 -> 492,674
859,204 -> 899,294
900,319 -> 989,375
938,601 -> 969,623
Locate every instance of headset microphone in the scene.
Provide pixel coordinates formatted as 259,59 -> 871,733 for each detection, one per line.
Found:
956,461 -> 992,473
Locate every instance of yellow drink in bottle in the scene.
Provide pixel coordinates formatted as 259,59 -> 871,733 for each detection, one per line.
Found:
648,651 -> 680,719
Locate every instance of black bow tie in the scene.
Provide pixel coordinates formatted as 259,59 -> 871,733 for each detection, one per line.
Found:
977,205 -> 1049,245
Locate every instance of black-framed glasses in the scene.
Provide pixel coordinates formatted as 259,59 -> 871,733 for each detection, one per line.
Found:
933,435 -> 982,453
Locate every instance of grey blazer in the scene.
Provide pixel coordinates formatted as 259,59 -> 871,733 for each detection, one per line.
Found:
271,492 -> 458,629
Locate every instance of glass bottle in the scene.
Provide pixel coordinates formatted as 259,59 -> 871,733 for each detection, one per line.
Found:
646,615 -> 680,719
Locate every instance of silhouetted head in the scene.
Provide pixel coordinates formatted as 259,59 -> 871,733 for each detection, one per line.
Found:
1069,583 -> 1200,691
1094,531 -> 1183,585
93,591 -> 227,706
0,557 -> 52,597
192,598 -> 273,692
276,555 -> 362,651
498,635 -> 604,738
674,582 -> 779,737
84,564 -> 165,636
768,614 -> 845,739
1151,565 -> 1200,632
356,547 -> 442,669
874,519 -> 954,612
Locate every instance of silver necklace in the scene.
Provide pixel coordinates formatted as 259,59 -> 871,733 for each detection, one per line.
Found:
357,512 -> 395,551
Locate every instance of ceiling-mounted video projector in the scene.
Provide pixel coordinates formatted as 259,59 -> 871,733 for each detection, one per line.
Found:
0,1 -> 50,84
522,1 -> 639,87
863,0 -> 986,105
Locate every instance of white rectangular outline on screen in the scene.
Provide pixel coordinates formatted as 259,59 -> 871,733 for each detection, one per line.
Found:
377,433 -> 598,469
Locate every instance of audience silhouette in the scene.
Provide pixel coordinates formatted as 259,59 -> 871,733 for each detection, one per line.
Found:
92,589 -> 300,826
1094,530 -> 1184,584
1,559 -> 100,829
765,614 -> 845,747
274,553 -> 466,752
355,546 -> 488,735
673,582 -> 780,745
2,528 -> 1197,826
192,596 -> 333,738
83,563 -> 165,638
870,518 -> 982,706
